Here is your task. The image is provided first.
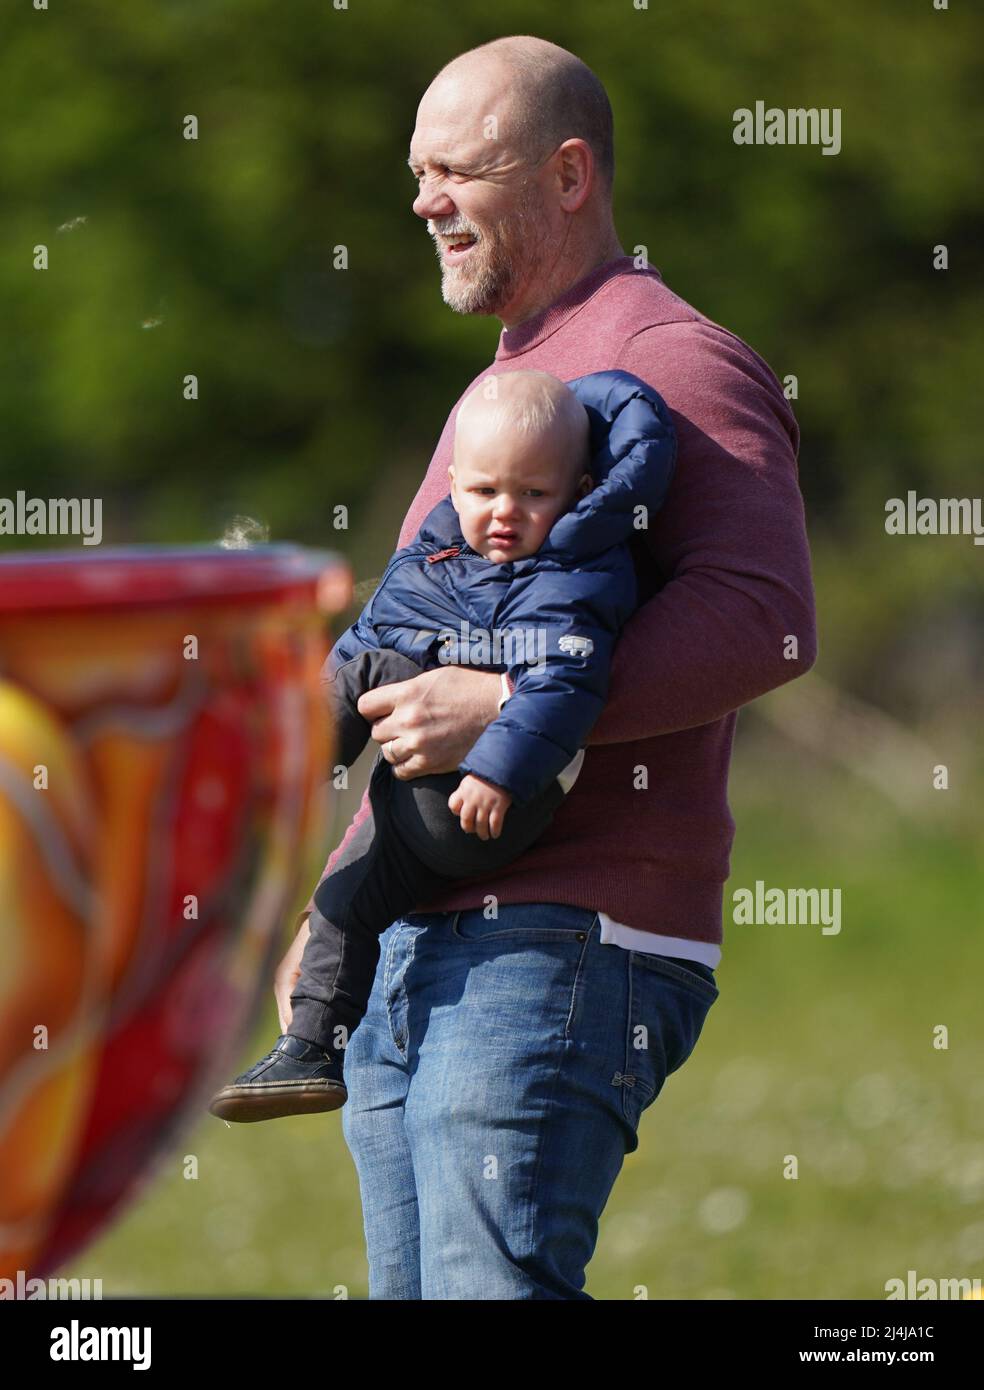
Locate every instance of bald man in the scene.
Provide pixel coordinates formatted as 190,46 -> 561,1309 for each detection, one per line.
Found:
275,35 -> 816,1299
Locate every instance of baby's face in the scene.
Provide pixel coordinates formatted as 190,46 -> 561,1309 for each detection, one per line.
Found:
449,426 -> 592,564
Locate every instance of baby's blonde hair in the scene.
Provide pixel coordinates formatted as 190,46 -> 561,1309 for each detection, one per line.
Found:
455,371 -> 591,485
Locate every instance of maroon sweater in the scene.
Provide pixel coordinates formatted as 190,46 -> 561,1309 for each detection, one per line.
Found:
310,256 -> 816,945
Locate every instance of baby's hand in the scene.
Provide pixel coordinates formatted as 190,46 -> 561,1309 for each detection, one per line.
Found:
448,774 -> 513,840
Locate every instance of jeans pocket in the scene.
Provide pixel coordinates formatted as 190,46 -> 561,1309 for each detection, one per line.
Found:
629,951 -> 720,1004
618,951 -> 719,1128
451,902 -> 598,944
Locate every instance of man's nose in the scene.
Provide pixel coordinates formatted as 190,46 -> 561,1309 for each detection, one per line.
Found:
493,496 -> 522,519
412,179 -> 456,220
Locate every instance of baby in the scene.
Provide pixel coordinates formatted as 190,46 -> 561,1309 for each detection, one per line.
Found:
441,373 -> 593,838
210,368 -> 676,1122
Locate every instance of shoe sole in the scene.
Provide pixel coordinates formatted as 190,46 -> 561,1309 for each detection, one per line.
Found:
209,1081 -> 347,1123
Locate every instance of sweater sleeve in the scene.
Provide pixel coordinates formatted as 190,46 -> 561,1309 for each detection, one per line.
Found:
585,322 -> 817,745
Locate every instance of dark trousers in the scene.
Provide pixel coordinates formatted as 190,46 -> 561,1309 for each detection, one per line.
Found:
288,649 -> 569,1052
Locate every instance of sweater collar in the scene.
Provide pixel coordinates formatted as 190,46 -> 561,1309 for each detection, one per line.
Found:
495,255 -> 659,360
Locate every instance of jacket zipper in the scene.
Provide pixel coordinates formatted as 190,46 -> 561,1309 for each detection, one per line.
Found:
426,546 -> 462,565
363,545 -> 466,628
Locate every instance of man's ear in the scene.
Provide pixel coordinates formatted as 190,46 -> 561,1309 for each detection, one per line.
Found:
448,464 -> 457,505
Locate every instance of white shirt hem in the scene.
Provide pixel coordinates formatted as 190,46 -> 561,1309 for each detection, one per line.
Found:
597,911 -> 722,967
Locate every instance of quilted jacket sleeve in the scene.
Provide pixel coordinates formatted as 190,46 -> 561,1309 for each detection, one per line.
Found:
316,592 -> 384,730
326,615 -> 378,675
456,564 -> 635,807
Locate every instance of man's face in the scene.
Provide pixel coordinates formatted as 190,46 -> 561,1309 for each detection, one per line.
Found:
449,423 -> 591,564
408,71 -> 557,321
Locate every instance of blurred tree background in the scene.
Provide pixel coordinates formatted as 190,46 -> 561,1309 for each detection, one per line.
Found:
3,0 -> 982,1298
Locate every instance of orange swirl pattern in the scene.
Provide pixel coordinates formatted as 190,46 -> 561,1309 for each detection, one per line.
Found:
0,547 -> 349,1277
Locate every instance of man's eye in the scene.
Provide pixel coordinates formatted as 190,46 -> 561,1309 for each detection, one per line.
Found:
412,166 -> 462,180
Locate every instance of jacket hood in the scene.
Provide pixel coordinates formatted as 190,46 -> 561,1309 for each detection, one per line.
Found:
416,369 -> 676,565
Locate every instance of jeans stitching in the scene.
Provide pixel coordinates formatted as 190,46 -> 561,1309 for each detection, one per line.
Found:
619,953 -> 657,1127
398,927 -> 421,1058
451,904 -> 597,943
383,920 -> 422,1059
527,1037 -> 571,1286
383,924 -> 401,1053
527,917 -> 598,1291
562,915 -> 598,1041
618,949 -> 633,1124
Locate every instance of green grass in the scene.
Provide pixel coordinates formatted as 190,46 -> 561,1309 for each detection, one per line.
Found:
62,731 -> 983,1299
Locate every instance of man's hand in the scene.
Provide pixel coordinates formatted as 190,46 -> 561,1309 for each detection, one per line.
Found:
448,773 -> 513,840
356,665 -> 502,779
274,914 -> 310,1032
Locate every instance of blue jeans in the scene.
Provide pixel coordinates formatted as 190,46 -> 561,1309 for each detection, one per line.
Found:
340,901 -> 720,1299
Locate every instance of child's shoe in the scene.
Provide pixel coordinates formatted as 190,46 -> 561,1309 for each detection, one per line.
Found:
208,1033 -> 346,1122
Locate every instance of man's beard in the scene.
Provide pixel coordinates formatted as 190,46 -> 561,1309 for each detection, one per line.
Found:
434,182 -> 546,316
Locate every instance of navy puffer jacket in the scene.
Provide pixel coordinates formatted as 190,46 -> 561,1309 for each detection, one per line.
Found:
329,370 -> 677,806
